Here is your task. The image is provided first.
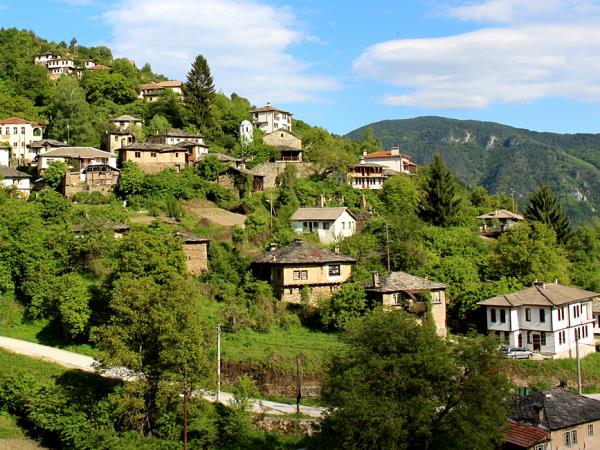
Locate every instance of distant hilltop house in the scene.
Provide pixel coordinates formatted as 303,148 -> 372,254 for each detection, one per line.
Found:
249,103 -> 292,134
0,166 -> 32,198
34,53 -> 102,80
105,115 -> 143,154
36,147 -> 119,197
263,129 -> 303,162
252,239 -> 356,305
347,148 -> 417,190
290,207 -> 357,244
478,209 -> 525,237
0,117 -> 45,165
138,80 -> 184,102
478,281 -> 599,359
364,271 -> 448,337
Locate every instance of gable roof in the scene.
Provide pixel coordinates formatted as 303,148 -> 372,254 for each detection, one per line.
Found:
477,209 -> 524,221
249,104 -> 292,115
175,231 -> 210,244
264,128 -> 299,138
197,152 -> 243,163
139,80 -> 183,90
0,117 -> 44,126
0,166 -> 31,179
28,139 -> 70,149
123,142 -> 185,153
113,114 -> 142,122
149,128 -> 203,139
511,388 -> 600,430
364,150 -> 413,160
39,147 -> 114,159
253,240 -> 356,265
478,283 -> 600,308
504,420 -> 549,448
290,207 -> 355,222
365,271 -> 447,293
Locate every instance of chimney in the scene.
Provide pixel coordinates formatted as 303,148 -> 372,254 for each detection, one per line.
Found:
269,243 -> 277,251
334,244 -> 340,254
372,271 -> 381,288
362,150 -> 367,157
390,146 -> 400,156
536,406 -> 545,424
532,280 -> 545,288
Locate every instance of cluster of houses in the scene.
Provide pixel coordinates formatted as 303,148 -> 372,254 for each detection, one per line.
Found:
34,53 -> 110,80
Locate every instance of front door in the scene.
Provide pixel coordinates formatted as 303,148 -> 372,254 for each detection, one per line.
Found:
532,333 -> 541,351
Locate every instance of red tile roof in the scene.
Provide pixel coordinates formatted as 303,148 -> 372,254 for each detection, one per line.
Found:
504,420 -> 549,448
0,117 -> 44,126
364,150 -> 413,160
90,64 -> 111,70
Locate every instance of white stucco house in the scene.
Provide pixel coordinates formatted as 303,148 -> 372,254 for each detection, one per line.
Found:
37,147 -> 117,173
0,166 -> 31,197
249,103 -> 292,134
0,117 -> 45,164
289,207 -> 357,244
362,147 -> 417,174
478,281 -> 599,359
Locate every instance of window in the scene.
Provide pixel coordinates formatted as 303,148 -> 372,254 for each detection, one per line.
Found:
589,424 -> 594,436
20,127 -> 25,134
392,293 -> 402,305
565,431 -> 571,447
134,151 -> 141,158
526,308 -> 531,321
490,308 -> 496,323
150,152 -> 157,157
541,332 -> 546,346
518,333 -> 523,347
527,331 -> 532,344
540,309 -> 545,323
328,265 -> 341,276
500,309 -> 506,323
572,430 -> 577,445
559,331 -> 564,345
175,153 -> 179,157
293,270 -> 308,280
560,307 -> 566,321
574,305 -> 580,318
323,222 -> 330,230
13,127 -> 17,134
534,445 -> 544,450
342,222 -> 345,229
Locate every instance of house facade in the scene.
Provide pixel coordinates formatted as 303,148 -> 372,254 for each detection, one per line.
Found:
0,117 -> 45,164
148,128 -> 207,163
0,166 -> 32,197
252,239 -> 356,305
120,142 -> 187,173
105,115 -> 143,154
37,147 -> 117,173
34,54 -> 94,80
364,271 -> 448,337
506,387 -> 600,450
478,209 -> 525,237
478,282 -> 598,359
263,129 -> 303,162
175,232 -> 209,275
362,148 -> 417,174
249,103 -> 292,134
289,207 -> 357,244
347,162 -> 394,190
138,81 -> 184,102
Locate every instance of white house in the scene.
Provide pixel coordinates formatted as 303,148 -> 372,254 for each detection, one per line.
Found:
0,166 -> 31,197
362,147 -> 417,174
0,117 -> 44,164
240,120 -> 253,145
289,207 -> 357,244
37,147 -> 117,173
249,103 -> 292,134
478,281 -> 599,359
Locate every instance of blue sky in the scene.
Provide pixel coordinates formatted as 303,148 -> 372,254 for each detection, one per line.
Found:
3,0 -> 600,135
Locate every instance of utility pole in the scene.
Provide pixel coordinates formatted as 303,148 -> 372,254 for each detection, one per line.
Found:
386,223 -> 391,271
296,356 -> 302,414
183,387 -> 188,450
576,331 -> 582,395
269,192 -> 273,233
217,324 -> 221,403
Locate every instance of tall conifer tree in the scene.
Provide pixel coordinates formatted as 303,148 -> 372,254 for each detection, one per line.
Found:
184,54 -> 215,133
419,153 -> 461,226
525,185 -> 572,244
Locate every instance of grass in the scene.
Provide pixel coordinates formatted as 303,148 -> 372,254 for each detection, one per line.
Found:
0,411 -> 29,440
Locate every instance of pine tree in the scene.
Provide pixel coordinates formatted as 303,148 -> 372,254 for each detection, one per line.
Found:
525,185 -> 572,244
184,54 -> 215,133
419,153 -> 461,226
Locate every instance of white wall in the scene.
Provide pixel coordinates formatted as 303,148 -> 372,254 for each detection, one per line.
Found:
291,211 -> 356,244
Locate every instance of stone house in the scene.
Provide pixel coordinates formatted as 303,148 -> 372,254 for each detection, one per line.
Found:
263,129 -> 302,162
505,387 -> 600,450
289,207 -> 357,244
249,103 -> 292,134
0,117 -> 45,164
37,147 -> 117,174
28,139 -> 70,160
478,209 -> 525,237
175,232 -> 209,275
105,115 -> 143,154
119,142 -> 187,173
0,166 -> 32,197
478,282 -> 598,359
252,239 -> 356,304
138,81 -> 184,102
148,128 -> 207,163
364,271 -> 448,337
63,164 -> 120,197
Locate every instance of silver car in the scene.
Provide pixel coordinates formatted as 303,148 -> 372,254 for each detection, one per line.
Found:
501,346 -> 533,359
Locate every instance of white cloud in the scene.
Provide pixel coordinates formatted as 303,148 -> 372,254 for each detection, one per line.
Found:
354,2 -> 600,109
103,0 -> 337,104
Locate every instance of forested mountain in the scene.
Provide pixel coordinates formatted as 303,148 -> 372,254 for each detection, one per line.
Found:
346,116 -> 600,225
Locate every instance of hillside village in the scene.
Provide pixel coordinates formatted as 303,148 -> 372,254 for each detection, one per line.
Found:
3,28 -> 600,449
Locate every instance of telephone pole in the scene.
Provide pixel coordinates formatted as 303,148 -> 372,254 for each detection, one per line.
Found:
576,331 -> 582,395
217,324 -> 221,403
296,356 -> 302,414
386,223 -> 391,271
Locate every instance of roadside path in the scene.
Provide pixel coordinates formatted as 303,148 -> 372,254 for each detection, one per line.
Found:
0,336 -> 325,418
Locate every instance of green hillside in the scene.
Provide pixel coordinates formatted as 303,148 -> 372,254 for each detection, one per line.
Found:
345,116 -> 600,225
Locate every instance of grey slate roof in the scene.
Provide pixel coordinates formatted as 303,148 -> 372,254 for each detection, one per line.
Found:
28,139 -> 70,149
197,153 -> 243,163
39,147 -> 113,159
253,240 -> 356,265
478,209 -> 524,221
511,388 -> 600,430
113,114 -> 141,122
290,207 -> 354,222
365,271 -> 447,293
478,283 -> 600,307
123,142 -> 185,153
0,166 -> 31,179
175,231 -> 210,244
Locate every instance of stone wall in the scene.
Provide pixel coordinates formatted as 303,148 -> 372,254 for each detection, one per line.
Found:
62,172 -> 118,198
264,131 -> 301,150
182,242 -> 208,275
252,162 -> 315,189
278,284 -> 340,305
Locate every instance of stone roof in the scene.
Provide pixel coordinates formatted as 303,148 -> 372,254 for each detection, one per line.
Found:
511,388 -> 600,430
290,207 -> 355,222
365,271 -> 447,293
253,240 -> 356,265
477,209 -> 524,221
249,104 -> 292,115
149,128 -> 203,139
478,283 -> 600,308
28,139 -> 70,149
139,80 -> 183,90
504,420 -> 549,448
39,147 -> 114,159
123,142 -> 185,153
175,231 -> 209,244
0,166 -> 31,179
197,152 -> 243,163
113,114 -> 142,122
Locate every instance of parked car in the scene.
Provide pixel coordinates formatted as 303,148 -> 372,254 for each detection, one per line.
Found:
500,346 -> 533,359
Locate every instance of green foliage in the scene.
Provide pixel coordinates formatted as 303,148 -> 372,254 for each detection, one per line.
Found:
318,310 -> 510,450
525,185 -> 572,244
419,153 -> 461,226
184,54 -> 215,134
117,161 -> 146,197
197,154 -> 227,181
43,160 -> 68,189
320,283 -> 368,330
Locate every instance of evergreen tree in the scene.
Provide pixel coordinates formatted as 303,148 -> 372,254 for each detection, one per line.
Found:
184,54 -> 215,134
419,153 -> 461,226
525,185 -> 572,244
